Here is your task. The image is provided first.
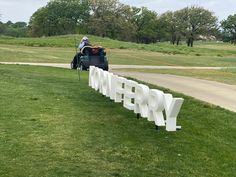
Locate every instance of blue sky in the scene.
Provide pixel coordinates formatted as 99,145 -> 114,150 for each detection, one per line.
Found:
0,0 -> 235,23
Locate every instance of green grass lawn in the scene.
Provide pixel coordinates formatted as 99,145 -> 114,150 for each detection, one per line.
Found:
115,68 -> 236,85
1,35 -> 236,67
1,35 -> 236,57
1,43 -> 236,67
0,64 -> 236,177
0,44 -> 73,63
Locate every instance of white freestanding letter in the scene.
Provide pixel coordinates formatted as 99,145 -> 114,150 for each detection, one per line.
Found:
148,89 -> 165,126
100,70 -> 109,96
164,94 -> 184,131
94,68 -> 101,91
89,66 -> 96,88
106,72 -> 113,98
134,84 -> 149,118
123,80 -> 138,110
110,74 -> 118,100
114,77 -> 127,103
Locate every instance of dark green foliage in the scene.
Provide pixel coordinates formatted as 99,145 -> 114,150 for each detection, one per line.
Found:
28,0 -> 90,37
133,7 -> 159,43
158,7 -> 218,47
1,0 -> 225,45
221,14 -> 236,44
87,0 -> 137,42
0,21 -> 27,37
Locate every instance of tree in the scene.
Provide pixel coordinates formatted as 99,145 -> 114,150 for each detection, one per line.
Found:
0,21 -> 28,37
87,0 -> 119,38
0,21 -> 6,34
182,6 -> 218,47
158,11 -> 187,45
221,14 -> 236,44
132,7 -> 158,43
87,0 -> 137,41
28,0 -> 90,37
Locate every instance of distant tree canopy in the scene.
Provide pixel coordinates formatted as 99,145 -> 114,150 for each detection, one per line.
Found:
28,0 -> 90,37
157,7 -> 217,47
221,14 -> 236,44
4,0 -> 233,46
28,0 -> 220,46
0,21 -> 27,37
87,0 -> 137,41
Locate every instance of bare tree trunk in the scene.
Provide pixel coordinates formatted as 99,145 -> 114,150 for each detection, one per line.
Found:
171,35 -> 176,45
176,36 -> 180,46
187,33 -> 194,47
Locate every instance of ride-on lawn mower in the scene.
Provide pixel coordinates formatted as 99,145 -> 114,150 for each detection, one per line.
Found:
71,46 -> 109,71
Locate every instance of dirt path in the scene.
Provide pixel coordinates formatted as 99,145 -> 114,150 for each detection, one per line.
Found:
1,62 -> 236,112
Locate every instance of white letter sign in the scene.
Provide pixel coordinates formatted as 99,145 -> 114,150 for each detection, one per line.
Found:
89,66 -> 184,132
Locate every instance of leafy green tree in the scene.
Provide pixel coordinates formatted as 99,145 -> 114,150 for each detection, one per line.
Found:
158,11 -> 186,45
28,7 -> 49,36
182,6 -> 218,47
87,0 -> 137,41
28,0 -> 90,37
87,0 -> 119,38
221,14 -> 236,44
159,7 -> 218,46
0,21 -> 6,34
132,7 -> 158,43
0,21 -> 27,37
12,22 -> 27,28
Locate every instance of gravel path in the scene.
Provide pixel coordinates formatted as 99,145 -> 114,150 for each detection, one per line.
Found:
1,62 -> 236,112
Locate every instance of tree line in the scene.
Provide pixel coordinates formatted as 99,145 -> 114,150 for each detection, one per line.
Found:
0,21 -> 27,37
1,0 -> 236,46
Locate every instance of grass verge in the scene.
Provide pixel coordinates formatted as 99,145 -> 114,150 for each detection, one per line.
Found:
0,64 -> 235,177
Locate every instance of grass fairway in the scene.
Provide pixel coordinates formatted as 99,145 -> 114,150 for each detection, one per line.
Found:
1,44 -> 236,67
1,35 -> 236,67
0,64 -> 236,177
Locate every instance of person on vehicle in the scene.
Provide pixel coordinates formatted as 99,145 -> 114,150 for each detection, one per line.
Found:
79,36 -> 91,50
71,36 -> 91,69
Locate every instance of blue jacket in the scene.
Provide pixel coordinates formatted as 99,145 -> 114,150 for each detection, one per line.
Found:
79,41 -> 90,50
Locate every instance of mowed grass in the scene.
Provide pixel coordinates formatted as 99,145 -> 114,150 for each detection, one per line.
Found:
0,64 -> 236,177
1,44 -> 236,67
0,44 -> 73,63
1,34 -> 236,66
1,35 -> 236,57
115,68 -> 236,85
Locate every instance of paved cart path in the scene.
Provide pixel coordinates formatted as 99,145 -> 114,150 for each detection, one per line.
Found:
1,62 -> 236,112
113,71 -> 236,112
1,62 -> 235,70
